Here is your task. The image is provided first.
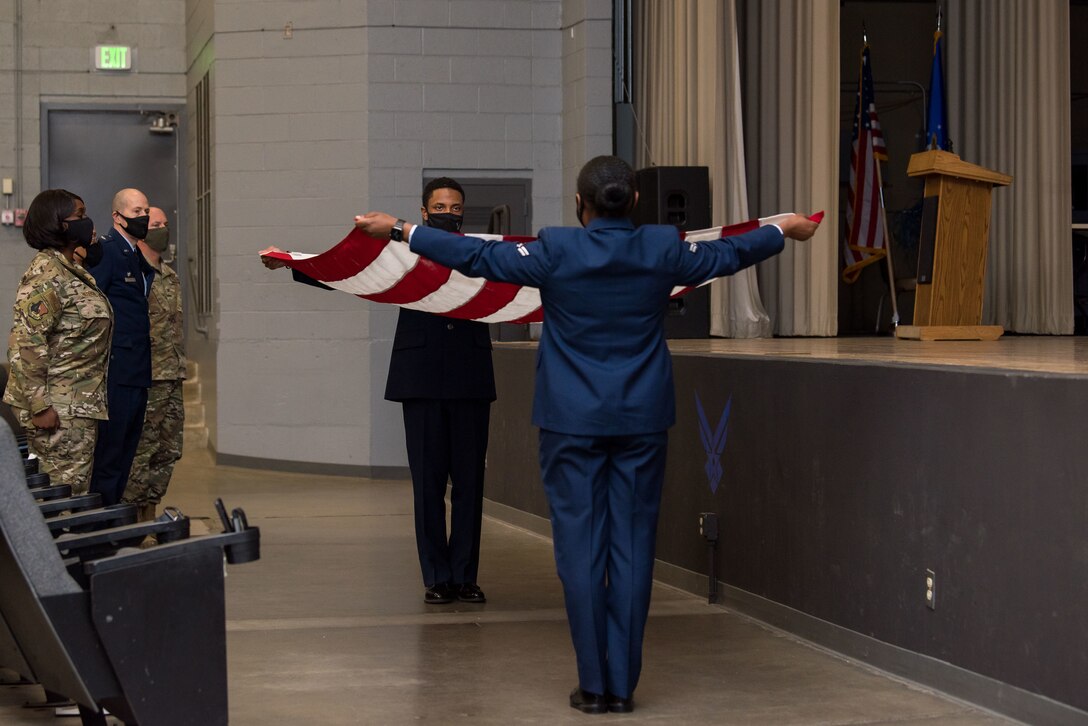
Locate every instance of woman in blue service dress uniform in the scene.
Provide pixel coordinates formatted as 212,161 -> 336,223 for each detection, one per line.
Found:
354,155 -> 820,714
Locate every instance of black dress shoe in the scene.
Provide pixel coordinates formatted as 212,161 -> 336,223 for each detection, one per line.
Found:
569,687 -> 607,714
455,583 -> 486,603
424,583 -> 454,604
606,693 -> 634,713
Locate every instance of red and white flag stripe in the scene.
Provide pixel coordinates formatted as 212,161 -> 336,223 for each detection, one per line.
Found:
261,212 -> 823,324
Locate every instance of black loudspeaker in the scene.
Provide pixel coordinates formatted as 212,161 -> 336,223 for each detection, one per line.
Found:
634,166 -> 712,339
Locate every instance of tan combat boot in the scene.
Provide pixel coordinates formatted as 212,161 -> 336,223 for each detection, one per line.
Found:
139,503 -> 159,548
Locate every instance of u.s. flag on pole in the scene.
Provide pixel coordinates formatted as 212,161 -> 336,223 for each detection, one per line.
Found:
842,42 -> 888,284
261,212 -> 823,323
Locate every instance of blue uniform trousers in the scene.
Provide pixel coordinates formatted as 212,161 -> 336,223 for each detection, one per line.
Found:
90,381 -> 148,506
402,399 -> 490,587
539,429 -> 668,699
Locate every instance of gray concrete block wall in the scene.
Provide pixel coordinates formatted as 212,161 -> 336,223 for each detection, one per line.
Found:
189,0 -> 609,472
560,0 -> 613,223
185,0 -> 217,446
364,0 -> 564,234
2,0 -> 614,473
0,14 -> 23,300
363,0 -> 570,468
358,0 -> 575,468
0,1 -> 186,361
205,0 -> 381,466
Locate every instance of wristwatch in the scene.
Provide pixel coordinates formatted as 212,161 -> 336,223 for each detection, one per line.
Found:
390,219 -> 407,242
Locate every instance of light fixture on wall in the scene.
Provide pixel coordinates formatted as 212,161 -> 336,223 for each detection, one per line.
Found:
146,112 -> 179,135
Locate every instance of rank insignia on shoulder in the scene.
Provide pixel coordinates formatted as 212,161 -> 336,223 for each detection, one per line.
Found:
516,243 -> 530,257
688,242 -> 699,253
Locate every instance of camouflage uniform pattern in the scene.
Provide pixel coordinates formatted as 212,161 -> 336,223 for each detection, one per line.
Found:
124,262 -> 185,504
145,261 -> 186,382
3,249 -> 113,494
25,416 -> 99,492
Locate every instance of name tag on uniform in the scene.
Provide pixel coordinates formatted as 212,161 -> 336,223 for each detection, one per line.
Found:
124,273 -> 138,284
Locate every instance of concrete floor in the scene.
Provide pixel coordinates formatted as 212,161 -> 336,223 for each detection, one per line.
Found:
1,446 -> 1018,725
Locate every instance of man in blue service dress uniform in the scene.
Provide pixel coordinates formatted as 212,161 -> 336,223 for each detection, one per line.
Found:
88,188 -> 155,505
355,156 -> 820,714
384,178 -> 495,605
262,178 -> 494,605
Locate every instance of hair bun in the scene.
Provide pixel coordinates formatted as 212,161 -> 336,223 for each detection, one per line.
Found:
576,155 -> 636,219
596,182 -> 631,214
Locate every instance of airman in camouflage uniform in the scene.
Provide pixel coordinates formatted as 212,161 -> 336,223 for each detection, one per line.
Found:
4,191 -> 113,494
123,208 -> 185,517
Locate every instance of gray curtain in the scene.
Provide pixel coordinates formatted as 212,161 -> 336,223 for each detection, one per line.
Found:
948,0 -> 1073,334
740,0 -> 840,336
633,0 -> 773,338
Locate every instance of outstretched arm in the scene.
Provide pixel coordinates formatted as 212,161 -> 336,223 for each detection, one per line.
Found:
354,212 -> 551,287
674,213 -> 821,286
352,214 -> 413,244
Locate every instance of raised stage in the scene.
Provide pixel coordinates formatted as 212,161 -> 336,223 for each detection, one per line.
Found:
663,334 -> 1088,374
483,335 -> 1088,726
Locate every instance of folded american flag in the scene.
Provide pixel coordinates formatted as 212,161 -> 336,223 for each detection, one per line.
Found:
260,212 -> 822,323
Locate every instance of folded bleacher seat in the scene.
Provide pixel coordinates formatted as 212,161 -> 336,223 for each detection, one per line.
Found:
0,420 -> 260,726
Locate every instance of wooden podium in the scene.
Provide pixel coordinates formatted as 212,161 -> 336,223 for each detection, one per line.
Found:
896,150 -> 1012,341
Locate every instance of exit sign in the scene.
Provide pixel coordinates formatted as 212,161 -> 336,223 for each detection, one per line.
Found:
94,45 -> 133,71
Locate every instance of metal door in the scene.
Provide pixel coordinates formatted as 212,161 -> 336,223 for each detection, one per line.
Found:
41,105 -> 186,327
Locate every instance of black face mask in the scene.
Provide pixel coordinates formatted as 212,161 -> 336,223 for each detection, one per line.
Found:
63,216 -> 95,247
118,213 -> 150,240
425,213 -> 463,233
78,241 -> 105,268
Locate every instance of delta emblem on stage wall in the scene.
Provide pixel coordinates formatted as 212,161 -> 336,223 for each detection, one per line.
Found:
695,392 -> 732,494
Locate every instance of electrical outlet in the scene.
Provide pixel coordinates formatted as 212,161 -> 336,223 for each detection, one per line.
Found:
925,569 -> 936,610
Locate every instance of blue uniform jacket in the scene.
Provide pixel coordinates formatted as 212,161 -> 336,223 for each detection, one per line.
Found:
383,308 -> 496,402
89,227 -> 154,388
410,217 -> 784,436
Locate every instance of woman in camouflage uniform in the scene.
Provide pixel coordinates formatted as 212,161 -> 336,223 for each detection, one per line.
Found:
3,189 -> 113,493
